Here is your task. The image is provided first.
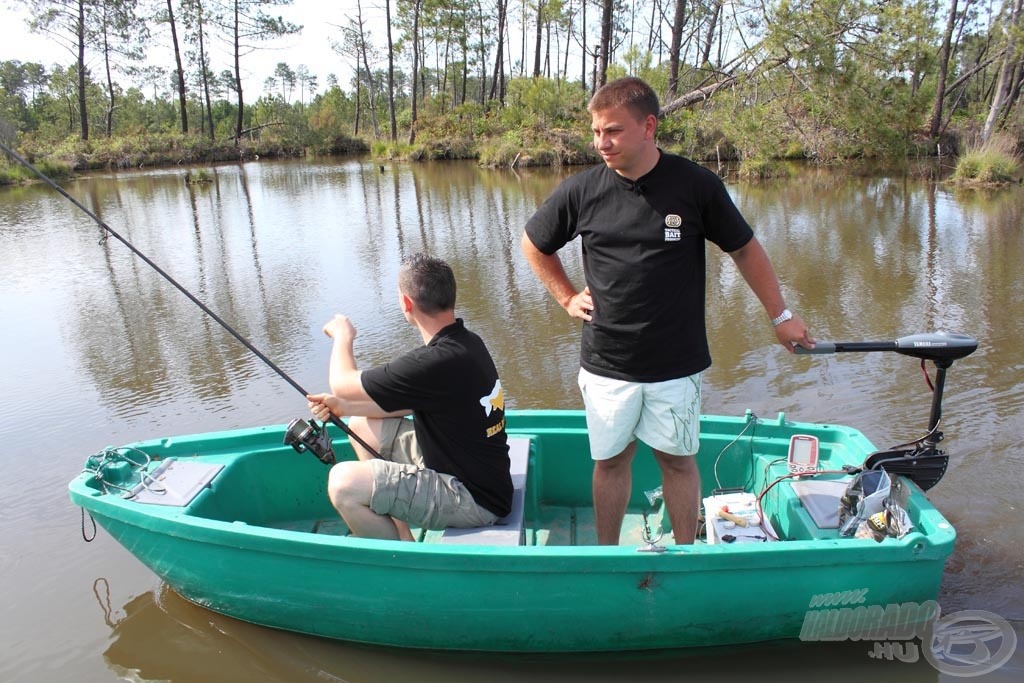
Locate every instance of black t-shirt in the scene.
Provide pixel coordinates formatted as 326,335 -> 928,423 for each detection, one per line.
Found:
360,319 -> 512,517
525,152 -> 754,382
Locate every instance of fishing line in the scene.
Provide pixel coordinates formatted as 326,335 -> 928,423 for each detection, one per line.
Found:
1,140 -> 380,458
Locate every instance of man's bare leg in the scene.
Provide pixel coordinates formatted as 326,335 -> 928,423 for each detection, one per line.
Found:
654,450 -> 700,544
336,416 -> 415,541
593,441 -> 637,545
327,461 -> 402,540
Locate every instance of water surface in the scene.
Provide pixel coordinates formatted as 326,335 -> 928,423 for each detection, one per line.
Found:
1,157 -> 1021,681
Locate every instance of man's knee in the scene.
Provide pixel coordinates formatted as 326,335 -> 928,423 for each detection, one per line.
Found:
654,451 -> 697,476
594,442 -> 636,473
328,461 -> 371,506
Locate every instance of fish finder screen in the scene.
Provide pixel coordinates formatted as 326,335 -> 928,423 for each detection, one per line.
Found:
792,439 -> 815,464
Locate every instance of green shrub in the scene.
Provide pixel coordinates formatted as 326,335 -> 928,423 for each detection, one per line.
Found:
737,157 -> 790,180
952,134 -> 1021,184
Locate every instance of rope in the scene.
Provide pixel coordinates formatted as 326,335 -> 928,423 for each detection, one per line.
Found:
83,446 -> 165,497
80,446 -> 159,542
92,577 -> 120,627
80,507 -> 97,542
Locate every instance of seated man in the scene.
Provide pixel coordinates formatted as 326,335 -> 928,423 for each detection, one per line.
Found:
307,253 -> 512,541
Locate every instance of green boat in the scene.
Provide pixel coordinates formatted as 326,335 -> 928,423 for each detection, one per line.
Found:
68,333 -> 978,652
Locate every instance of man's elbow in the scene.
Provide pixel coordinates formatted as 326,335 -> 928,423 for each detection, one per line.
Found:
520,231 -> 537,257
329,374 -> 361,400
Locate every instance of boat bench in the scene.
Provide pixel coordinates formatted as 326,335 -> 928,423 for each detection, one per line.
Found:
431,436 -> 531,546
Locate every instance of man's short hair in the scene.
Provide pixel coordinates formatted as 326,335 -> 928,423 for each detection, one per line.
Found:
398,253 -> 456,314
588,77 -> 660,122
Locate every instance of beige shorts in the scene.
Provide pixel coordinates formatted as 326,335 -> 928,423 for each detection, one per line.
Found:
578,368 -> 702,460
366,417 -> 498,530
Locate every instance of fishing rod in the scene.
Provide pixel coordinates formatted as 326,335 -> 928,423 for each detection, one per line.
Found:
0,140 -> 375,463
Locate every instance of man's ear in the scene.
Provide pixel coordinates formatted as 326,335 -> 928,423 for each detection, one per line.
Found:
400,291 -> 414,314
645,114 -> 658,139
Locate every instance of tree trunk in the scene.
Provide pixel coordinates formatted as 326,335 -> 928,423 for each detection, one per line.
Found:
408,0 -> 421,144
353,60 -> 362,136
232,0 -> 245,143
598,0 -> 612,87
982,0 -> 1023,142
701,0 -> 721,66
77,0 -> 89,140
660,56 -> 789,116
928,0 -> 959,139
668,0 -> 687,98
356,0 -> 379,138
533,0 -> 544,77
197,0 -> 215,141
562,0 -> 571,82
581,0 -> 587,91
477,0 -> 488,106
102,18 -> 115,136
489,0 -> 507,102
460,31 -> 468,105
386,0 -> 397,143
167,0 -> 189,133
544,18 -> 551,77
520,0 -> 527,76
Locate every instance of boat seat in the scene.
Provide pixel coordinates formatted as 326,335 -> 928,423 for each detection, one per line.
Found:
436,436 -> 531,546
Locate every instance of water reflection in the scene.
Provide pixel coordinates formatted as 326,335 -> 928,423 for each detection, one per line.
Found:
2,158 -> 1024,681
101,584 -> 995,683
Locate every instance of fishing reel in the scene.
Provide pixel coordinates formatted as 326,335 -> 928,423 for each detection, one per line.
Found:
284,418 -> 336,465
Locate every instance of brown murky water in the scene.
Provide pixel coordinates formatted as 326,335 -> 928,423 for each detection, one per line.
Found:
1,158 -> 1020,681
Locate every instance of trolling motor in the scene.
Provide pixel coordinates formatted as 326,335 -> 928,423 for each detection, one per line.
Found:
284,418 -> 336,465
797,332 -> 979,491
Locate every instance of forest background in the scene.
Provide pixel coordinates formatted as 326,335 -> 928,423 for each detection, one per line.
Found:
1,0 -> 1023,180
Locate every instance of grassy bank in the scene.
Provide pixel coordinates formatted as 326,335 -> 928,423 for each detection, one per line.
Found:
951,134 -> 1022,185
1,132 -> 369,185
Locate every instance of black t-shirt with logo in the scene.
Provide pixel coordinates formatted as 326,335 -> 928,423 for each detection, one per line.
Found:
360,319 -> 512,517
525,152 -> 754,382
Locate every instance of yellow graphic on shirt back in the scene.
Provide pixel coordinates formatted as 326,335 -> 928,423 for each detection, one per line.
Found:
480,379 -> 504,417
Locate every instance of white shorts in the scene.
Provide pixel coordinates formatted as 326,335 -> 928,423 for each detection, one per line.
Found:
578,368 -> 702,460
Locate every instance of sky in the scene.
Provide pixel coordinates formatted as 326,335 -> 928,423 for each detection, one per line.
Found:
0,1 -> 390,98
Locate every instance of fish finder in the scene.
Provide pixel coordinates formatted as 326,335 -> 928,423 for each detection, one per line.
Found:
788,434 -> 819,474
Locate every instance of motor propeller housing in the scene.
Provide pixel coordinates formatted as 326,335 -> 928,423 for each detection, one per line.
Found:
892,332 -> 978,363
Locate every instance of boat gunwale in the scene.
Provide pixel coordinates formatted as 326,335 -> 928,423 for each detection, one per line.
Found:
68,409 -> 956,563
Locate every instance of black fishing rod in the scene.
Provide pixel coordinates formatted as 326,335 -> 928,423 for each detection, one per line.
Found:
1,140 -> 375,463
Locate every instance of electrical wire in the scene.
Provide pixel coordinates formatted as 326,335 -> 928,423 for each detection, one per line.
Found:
920,358 -> 935,392
751,353 -> 949,540
755,468 -> 851,540
713,411 -> 759,491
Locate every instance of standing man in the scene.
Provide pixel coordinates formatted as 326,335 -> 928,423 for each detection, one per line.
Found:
521,77 -> 813,545
307,253 -> 512,541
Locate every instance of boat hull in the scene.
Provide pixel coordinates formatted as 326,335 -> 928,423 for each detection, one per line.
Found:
70,410 -> 955,652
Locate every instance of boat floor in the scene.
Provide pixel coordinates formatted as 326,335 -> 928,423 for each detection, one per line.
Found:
268,505 -> 679,546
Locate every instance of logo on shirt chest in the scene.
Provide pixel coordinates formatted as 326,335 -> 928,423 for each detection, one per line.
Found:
664,214 -> 682,241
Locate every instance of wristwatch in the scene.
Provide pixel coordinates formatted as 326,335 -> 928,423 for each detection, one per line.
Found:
770,308 -> 793,326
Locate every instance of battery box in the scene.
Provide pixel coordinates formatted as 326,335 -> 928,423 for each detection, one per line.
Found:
703,492 -> 777,544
